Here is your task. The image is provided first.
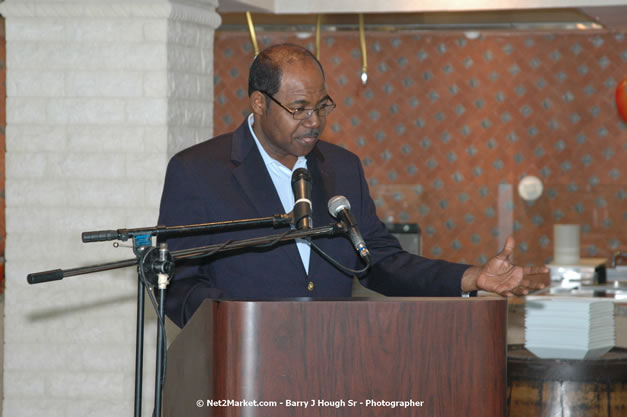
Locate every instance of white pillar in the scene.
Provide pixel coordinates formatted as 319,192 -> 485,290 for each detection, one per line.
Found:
0,0 -> 220,415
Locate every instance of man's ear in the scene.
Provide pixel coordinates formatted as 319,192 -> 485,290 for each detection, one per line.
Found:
249,91 -> 266,115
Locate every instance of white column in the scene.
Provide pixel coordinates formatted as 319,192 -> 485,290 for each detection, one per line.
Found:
0,0 -> 220,415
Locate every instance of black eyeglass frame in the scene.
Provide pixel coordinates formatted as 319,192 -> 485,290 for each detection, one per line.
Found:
259,90 -> 336,120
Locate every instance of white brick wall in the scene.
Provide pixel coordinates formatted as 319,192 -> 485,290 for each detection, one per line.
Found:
0,0 -> 220,416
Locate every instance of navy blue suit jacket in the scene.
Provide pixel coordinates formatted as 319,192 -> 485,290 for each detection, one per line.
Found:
158,120 -> 470,327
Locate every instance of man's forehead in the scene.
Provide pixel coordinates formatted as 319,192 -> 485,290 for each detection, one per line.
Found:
280,86 -> 328,104
277,66 -> 326,99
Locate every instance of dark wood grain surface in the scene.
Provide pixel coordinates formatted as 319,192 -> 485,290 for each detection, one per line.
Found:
507,346 -> 627,417
164,297 -> 507,417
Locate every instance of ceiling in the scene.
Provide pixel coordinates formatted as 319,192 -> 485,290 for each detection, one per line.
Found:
216,1 -> 627,30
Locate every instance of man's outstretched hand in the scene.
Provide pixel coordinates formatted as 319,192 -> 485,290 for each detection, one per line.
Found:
461,236 -> 550,296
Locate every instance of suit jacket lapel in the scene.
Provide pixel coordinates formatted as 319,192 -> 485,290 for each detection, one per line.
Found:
306,145 -> 339,278
230,120 -> 307,275
230,121 -> 284,217
307,146 -> 336,227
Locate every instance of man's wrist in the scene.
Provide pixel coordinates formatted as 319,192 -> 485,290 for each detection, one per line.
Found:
461,266 -> 480,293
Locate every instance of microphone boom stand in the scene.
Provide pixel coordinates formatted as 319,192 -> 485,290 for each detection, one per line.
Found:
27,220 -> 343,417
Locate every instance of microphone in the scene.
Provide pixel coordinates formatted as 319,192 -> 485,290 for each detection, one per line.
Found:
291,168 -> 313,230
328,195 -> 371,262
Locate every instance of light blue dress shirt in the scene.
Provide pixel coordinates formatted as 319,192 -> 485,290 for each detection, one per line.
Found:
247,114 -> 312,274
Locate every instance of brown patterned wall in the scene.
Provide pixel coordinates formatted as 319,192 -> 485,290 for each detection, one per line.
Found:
214,30 -> 627,266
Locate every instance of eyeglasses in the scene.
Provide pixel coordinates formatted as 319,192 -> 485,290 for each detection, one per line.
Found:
259,90 -> 336,120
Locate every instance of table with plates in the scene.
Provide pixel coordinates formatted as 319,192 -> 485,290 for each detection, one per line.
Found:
505,285 -> 627,417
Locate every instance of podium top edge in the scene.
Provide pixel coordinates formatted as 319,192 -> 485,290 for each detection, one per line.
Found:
205,296 -> 505,303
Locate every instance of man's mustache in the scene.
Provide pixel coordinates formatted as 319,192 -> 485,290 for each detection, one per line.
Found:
295,130 -> 321,140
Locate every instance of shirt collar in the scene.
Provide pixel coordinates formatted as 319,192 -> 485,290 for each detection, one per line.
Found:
247,114 -> 307,173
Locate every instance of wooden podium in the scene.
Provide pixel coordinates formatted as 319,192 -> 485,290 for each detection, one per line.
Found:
163,297 -> 507,417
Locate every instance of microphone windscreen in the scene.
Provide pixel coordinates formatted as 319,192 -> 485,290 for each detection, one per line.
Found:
328,195 -> 351,217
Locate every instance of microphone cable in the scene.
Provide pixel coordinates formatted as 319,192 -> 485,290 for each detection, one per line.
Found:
309,239 -> 371,276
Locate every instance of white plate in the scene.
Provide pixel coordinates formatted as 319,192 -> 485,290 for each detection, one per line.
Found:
525,345 -> 613,360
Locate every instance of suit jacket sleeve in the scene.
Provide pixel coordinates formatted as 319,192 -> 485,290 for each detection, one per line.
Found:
158,152 -> 226,328
349,158 -> 471,296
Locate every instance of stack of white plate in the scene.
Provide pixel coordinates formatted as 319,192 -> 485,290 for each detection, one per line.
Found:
524,297 -> 615,360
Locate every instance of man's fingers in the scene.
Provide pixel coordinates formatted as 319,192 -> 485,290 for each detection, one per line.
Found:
495,280 -> 519,295
496,235 -> 515,261
522,266 -> 551,287
523,265 -> 550,275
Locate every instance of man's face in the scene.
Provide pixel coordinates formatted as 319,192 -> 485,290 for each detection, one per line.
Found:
251,59 -> 328,169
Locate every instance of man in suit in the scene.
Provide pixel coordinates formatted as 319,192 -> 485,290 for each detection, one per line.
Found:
158,43 -> 548,328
